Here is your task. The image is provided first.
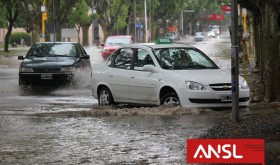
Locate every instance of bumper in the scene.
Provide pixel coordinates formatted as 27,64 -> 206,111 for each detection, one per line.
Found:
178,88 -> 250,108
19,72 -> 74,85
195,38 -> 204,41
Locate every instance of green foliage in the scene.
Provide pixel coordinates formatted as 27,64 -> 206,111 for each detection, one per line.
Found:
111,0 -> 129,31
0,2 -> 6,28
0,17 -> 6,28
10,32 -> 31,45
69,0 -> 92,26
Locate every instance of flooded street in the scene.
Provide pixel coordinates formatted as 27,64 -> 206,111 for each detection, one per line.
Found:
0,33 -> 247,164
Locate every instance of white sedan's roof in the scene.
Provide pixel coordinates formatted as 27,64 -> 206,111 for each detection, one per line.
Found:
120,43 -> 195,49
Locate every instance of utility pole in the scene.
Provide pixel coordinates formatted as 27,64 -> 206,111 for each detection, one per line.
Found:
41,0 -> 47,42
91,0 -> 95,45
144,0 -> 148,43
231,0 -> 239,122
134,0 -> 136,42
52,0 -> 56,42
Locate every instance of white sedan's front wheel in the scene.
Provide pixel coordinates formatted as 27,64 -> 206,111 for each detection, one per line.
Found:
160,93 -> 180,106
98,87 -> 114,106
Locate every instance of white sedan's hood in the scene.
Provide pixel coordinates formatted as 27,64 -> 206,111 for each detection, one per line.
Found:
164,69 -> 242,85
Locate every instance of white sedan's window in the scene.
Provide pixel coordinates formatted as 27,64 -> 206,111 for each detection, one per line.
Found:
134,49 -> 154,71
114,48 -> 133,69
154,48 -> 218,70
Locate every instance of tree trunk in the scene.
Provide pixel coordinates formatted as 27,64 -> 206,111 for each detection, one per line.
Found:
240,0 -> 280,102
3,0 -> 19,52
252,2 -> 280,101
82,25 -> 90,46
75,26 -> 81,44
4,23 -> 14,52
31,25 -> 41,45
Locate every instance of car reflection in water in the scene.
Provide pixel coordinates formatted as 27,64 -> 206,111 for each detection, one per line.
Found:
91,44 -> 250,108
18,42 -> 92,87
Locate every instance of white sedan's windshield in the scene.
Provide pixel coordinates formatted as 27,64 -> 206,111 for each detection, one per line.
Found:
153,48 -> 218,70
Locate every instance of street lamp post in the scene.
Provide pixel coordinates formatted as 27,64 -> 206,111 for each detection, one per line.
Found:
144,0 -> 148,43
231,0 -> 239,122
91,0 -> 96,45
134,0 -> 136,42
41,0 -> 46,42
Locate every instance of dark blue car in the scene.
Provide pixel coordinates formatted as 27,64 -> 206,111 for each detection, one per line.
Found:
18,42 -> 91,85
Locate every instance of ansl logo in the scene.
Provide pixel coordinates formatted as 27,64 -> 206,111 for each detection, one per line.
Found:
187,139 -> 265,165
194,144 -> 243,159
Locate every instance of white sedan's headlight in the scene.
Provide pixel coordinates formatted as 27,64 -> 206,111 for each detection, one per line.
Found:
20,67 -> 33,72
185,81 -> 206,90
240,79 -> 249,89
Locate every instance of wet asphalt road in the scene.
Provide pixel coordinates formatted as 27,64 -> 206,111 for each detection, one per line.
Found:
0,34 -> 245,164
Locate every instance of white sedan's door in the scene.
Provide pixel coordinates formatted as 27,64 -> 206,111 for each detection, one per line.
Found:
107,67 -> 130,100
108,48 -> 133,100
129,70 -> 160,103
128,49 -> 161,103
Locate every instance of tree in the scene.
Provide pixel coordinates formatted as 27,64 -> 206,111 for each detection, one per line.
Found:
69,0 -> 93,46
86,0 -> 130,40
239,0 -> 280,102
17,0 -> 43,45
46,0 -> 78,41
1,0 -> 19,52
0,9 -> 6,28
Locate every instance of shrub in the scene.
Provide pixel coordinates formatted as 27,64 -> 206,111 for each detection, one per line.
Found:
10,32 -> 31,46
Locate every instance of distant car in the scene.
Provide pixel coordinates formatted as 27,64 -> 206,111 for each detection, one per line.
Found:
18,42 -> 91,86
91,44 -> 250,108
101,35 -> 133,59
194,32 -> 204,41
207,31 -> 216,38
165,32 -> 180,41
211,25 -> 221,35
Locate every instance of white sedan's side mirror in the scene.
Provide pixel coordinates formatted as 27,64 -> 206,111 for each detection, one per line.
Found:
143,65 -> 159,73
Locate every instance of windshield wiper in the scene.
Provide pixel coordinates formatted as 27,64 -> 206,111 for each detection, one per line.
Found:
49,54 -> 70,57
192,65 -> 208,69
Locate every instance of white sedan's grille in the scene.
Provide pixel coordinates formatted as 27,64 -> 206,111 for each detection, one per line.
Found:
209,83 -> 231,91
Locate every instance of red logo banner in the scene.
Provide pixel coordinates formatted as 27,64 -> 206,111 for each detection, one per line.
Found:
187,139 -> 264,165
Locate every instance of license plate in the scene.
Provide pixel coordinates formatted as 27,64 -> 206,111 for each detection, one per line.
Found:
41,74 -> 52,80
220,95 -> 232,102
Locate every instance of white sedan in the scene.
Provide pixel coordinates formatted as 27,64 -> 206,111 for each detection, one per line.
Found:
91,44 -> 250,108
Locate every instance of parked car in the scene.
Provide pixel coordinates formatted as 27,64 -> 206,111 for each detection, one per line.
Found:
165,32 -> 180,41
101,35 -> 133,59
194,32 -> 204,41
211,25 -> 221,35
91,44 -> 250,108
18,42 -> 91,86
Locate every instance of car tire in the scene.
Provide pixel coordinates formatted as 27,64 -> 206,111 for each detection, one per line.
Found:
160,93 -> 180,106
98,87 -> 114,106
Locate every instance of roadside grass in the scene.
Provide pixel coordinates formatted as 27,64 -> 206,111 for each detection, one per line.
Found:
0,49 -> 28,56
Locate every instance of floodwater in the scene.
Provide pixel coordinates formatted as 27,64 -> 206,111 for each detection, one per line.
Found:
0,33 -> 249,164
